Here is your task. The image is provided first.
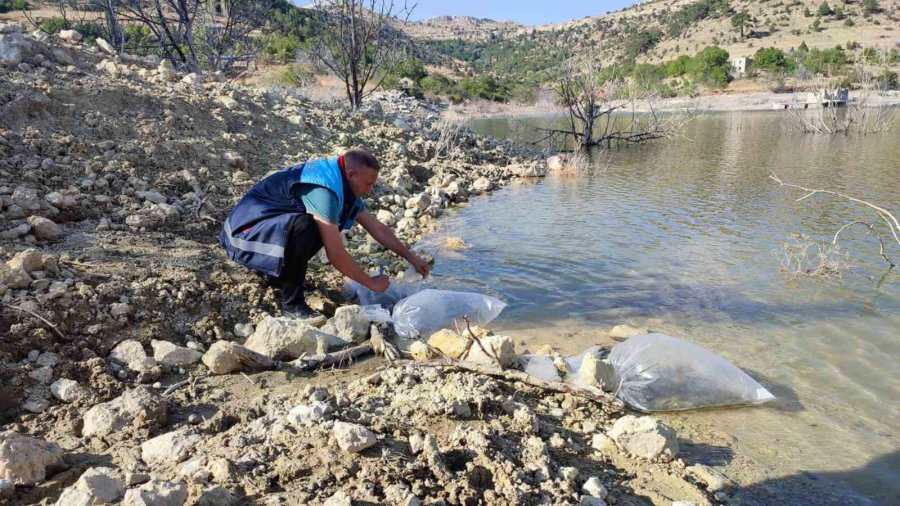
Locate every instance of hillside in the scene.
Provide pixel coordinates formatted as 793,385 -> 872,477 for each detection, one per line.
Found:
403,15 -> 523,41
410,0 -> 900,93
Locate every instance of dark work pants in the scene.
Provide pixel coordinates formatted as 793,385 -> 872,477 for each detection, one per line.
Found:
277,214 -> 323,308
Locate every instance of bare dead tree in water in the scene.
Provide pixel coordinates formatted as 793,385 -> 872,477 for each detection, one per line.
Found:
310,0 -> 415,110
771,172 -> 898,278
782,68 -> 897,135
538,55 -> 695,149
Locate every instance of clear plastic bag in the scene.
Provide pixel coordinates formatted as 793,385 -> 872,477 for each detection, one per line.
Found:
519,354 -> 561,382
391,289 -> 507,339
607,333 -> 775,412
348,279 -> 422,309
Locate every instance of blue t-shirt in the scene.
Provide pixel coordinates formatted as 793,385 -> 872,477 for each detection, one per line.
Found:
292,179 -> 362,226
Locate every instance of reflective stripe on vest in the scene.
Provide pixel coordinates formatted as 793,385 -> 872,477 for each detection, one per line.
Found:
222,218 -> 285,259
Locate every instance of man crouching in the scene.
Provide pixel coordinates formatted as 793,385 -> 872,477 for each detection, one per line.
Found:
219,148 -> 430,323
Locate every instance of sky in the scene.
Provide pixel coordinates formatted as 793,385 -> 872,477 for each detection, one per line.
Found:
405,0 -> 639,26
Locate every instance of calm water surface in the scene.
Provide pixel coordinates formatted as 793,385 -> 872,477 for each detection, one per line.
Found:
424,112 -> 899,505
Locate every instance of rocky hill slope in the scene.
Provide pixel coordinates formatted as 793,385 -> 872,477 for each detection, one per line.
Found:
410,0 -> 898,86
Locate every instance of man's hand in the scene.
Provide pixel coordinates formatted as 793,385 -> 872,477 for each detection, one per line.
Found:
368,274 -> 390,292
408,254 -> 431,278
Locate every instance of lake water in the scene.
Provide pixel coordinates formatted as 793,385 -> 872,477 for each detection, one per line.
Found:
423,112 -> 899,505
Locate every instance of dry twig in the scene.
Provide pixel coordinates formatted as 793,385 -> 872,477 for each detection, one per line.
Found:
1,302 -> 66,340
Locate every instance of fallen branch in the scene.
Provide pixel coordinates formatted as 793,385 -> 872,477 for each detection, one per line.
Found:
1,302 -> 66,341
771,172 -> 899,268
162,379 -> 190,397
378,359 -> 624,412
229,343 -> 277,370
286,344 -> 374,372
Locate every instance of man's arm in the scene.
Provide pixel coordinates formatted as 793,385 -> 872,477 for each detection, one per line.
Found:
313,216 -> 389,291
356,210 -> 430,277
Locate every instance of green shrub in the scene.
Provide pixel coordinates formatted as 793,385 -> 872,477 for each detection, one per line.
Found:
687,46 -> 732,88
862,0 -> 878,14
75,21 -> 103,44
0,0 -> 29,13
39,16 -> 70,34
666,54 -> 692,77
623,29 -> 663,59
876,70 -> 898,90
123,24 -> 157,56
753,47 -> 787,71
817,1 -> 833,15
263,33 -> 301,64
391,57 -> 426,82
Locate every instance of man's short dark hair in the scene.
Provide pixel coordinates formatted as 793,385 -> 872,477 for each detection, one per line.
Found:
344,148 -> 380,171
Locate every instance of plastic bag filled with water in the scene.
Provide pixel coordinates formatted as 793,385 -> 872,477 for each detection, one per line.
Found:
608,333 -> 775,412
392,289 -> 507,339
347,279 -> 423,309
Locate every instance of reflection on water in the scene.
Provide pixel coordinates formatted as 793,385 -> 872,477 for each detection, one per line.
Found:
424,112 -> 899,505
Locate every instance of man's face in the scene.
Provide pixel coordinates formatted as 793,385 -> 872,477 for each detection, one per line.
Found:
346,166 -> 379,197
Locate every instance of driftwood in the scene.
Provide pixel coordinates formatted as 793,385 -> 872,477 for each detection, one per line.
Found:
375,359 -> 625,411
229,343 -> 277,370
286,344 -> 375,372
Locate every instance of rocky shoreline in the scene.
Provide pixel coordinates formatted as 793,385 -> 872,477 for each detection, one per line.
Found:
2,23 -> 727,505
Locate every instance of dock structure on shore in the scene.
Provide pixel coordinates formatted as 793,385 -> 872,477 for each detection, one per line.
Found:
773,87 -> 850,110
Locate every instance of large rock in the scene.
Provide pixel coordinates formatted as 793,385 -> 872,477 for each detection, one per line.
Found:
333,421 -> 376,453
82,386 -> 167,438
201,341 -> 242,375
12,187 -> 41,211
140,430 -> 202,467
51,378 -> 90,403
426,329 -> 469,359
55,487 -> 93,506
45,192 -> 79,210
109,340 -> 148,368
58,29 -> 82,42
375,209 -> 396,226
405,193 -> 431,213
286,402 -> 331,427
121,480 -> 187,506
0,265 -> 32,289
547,155 -> 566,172
96,38 -> 115,55
73,467 -> 124,503
8,249 -> 43,273
27,216 -> 64,242
197,485 -> 238,506
686,464 -> 735,492
461,334 -> 516,368
0,32 -> 28,65
510,162 -> 546,177
151,340 -> 202,367
244,316 -> 344,360
471,177 -> 493,193
0,431 -> 63,485
608,415 -> 679,462
320,305 -> 371,342
578,353 -> 616,390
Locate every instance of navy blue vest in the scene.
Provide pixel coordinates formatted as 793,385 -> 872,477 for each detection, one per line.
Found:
218,157 -> 365,276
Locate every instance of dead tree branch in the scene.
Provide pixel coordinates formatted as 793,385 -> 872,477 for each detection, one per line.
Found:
771,172 -> 899,269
